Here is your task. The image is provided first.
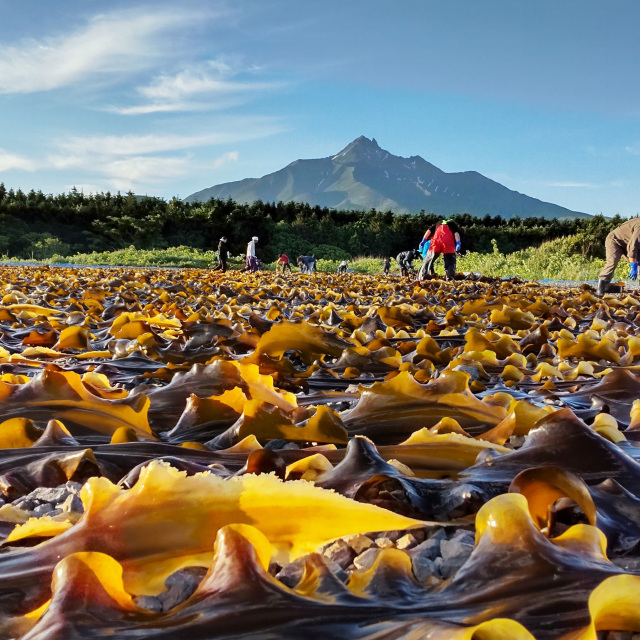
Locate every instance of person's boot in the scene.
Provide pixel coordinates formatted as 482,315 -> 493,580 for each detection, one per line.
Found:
597,278 -> 608,296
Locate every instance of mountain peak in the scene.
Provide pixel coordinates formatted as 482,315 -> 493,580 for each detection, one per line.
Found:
185,137 -> 589,219
332,135 -> 384,163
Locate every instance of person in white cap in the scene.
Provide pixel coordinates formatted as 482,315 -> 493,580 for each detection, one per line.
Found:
245,236 -> 259,272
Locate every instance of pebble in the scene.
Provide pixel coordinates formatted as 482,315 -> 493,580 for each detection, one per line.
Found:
344,534 -> 374,555
354,547 -> 382,571
11,481 -> 84,516
159,566 -> 207,611
375,536 -> 395,549
276,558 -> 307,588
395,533 -> 418,550
412,556 -> 436,582
323,539 -> 357,569
440,539 -> 474,561
61,493 -> 84,514
410,538 -> 441,562
31,503 -> 54,517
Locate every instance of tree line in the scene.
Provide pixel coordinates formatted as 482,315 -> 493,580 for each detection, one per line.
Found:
0,183 -> 625,261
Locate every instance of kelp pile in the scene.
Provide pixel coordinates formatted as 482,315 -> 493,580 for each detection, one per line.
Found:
0,265 -> 639,639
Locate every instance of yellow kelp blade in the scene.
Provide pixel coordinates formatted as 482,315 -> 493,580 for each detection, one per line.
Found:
0,417 -> 41,448
211,400 -> 347,448
0,368 -> 154,439
360,618 -> 535,640
344,370 -> 506,443
381,428 -> 509,473
249,319 -> 353,363
40,461 -> 425,594
5,517 -> 74,544
285,453 -> 334,481
52,326 -> 91,351
19,552 -> 140,639
560,575 -> 640,639
509,465 -> 597,531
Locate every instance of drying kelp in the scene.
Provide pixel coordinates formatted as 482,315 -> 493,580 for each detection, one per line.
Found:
0,265 -> 639,638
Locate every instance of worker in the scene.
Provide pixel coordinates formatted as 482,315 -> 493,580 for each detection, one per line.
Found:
396,249 -> 421,277
418,220 -> 461,280
598,218 -> 640,295
245,236 -> 259,272
276,253 -> 291,274
214,236 -> 228,272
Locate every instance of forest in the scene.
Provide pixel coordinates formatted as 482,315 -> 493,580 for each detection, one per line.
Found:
0,183 -> 625,262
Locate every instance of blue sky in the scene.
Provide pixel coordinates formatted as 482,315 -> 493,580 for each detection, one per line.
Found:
0,0 -> 639,216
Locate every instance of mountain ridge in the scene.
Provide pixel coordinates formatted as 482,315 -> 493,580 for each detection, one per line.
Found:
185,136 -> 588,219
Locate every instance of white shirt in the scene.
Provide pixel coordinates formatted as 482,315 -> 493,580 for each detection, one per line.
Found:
246,240 -> 256,258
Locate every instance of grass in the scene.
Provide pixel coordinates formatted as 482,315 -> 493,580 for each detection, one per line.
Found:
0,235 -> 631,282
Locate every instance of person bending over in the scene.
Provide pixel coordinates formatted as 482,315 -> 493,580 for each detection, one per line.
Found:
276,253 -> 292,274
396,249 -> 421,277
418,220 -> 461,280
597,218 -> 640,295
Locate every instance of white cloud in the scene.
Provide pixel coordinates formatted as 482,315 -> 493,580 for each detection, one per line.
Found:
0,8 -> 213,94
39,119 -> 282,192
110,59 -> 282,115
0,150 -> 37,171
548,182 -> 600,188
54,120 -> 281,157
212,151 -> 239,169
103,156 -> 192,190
139,60 -> 278,101
626,145 -> 640,155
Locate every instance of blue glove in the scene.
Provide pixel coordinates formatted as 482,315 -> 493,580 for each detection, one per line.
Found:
455,241 -> 461,252
629,262 -> 638,280
419,238 -> 427,249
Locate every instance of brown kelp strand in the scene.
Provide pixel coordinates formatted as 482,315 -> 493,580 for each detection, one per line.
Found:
0,266 -> 639,639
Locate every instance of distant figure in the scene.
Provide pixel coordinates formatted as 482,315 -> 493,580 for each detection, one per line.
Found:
214,236 -> 228,272
418,238 -> 434,276
337,260 -> 349,274
396,249 -> 421,277
418,220 -> 461,280
598,218 -> 640,295
245,236 -> 259,272
297,255 -> 317,273
382,257 -> 391,275
276,253 -> 292,274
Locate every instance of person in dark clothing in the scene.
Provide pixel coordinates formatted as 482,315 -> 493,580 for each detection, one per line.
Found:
396,249 -> 421,277
214,236 -> 228,272
297,255 -> 317,273
382,257 -> 391,275
598,218 -> 640,294
418,220 -> 461,280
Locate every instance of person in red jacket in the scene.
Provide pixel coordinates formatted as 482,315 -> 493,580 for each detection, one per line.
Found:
418,220 -> 461,280
276,253 -> 291,274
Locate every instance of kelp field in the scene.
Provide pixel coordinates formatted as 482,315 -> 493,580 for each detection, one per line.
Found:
0,266 -> 637,638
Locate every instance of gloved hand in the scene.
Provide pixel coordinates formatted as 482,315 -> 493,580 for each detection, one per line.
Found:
629,261 -> 638,280
455,241 -> 461,252
419,238 -> 427,250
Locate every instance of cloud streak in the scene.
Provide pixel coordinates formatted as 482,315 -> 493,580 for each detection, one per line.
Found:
548,182 -> 600,188
0,150 -> 37,172
0,8 -> 212,94
41,118 -> 282,191
110,59 -> 282,115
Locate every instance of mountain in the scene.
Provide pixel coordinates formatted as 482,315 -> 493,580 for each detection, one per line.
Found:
185,136 -> 588,219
